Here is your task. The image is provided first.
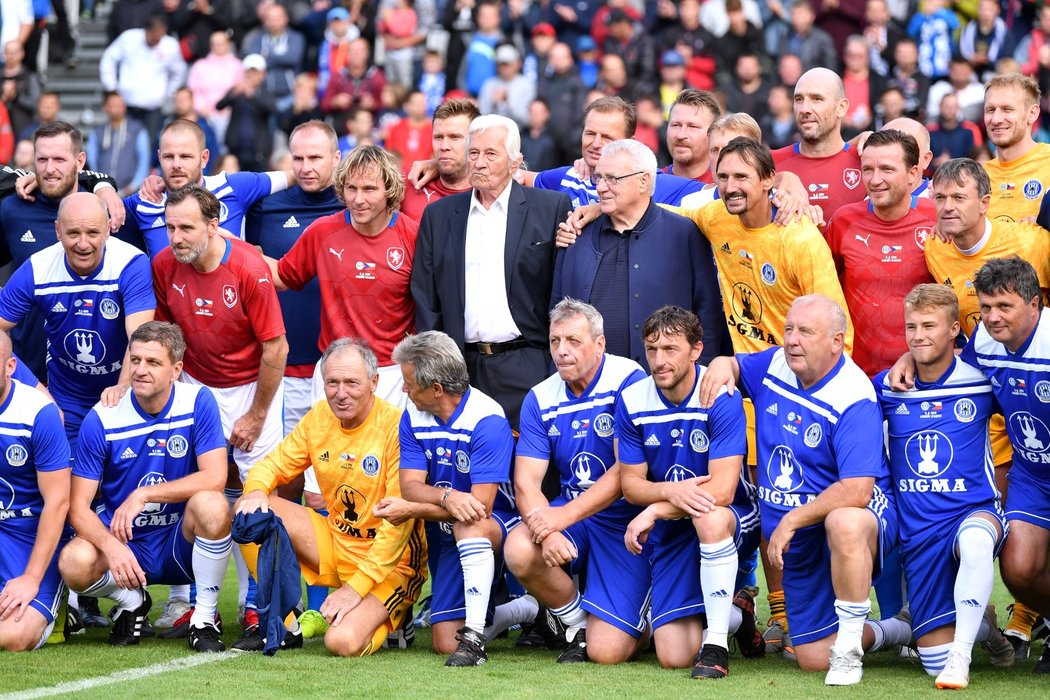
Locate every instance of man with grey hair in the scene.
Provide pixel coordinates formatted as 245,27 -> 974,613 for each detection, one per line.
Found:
380,330 -> 520,666
236,337 -> 425,658
504,298 -> 648,664
699,294 -> 902,686
551,139 -> 725,370
412,114 -> 572,430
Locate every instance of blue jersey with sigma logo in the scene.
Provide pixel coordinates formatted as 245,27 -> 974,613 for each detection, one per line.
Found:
738,348 -> 894,539
534,166 -> 704,208
516,354 -> 646,525
124,171 -> 281,258
615,364 -> 757,513
0,239 -> 155,436
961,308 -> 1050,481
73,382 -> 225,537
874,358 -> 1002,546
0,379 -> 69,534
400,386 -> 516,528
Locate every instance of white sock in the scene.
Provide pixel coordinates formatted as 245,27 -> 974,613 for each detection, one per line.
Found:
699,538 -> 737,649
457,537 -> 494,636
484,594 -> 539,639
190,536 -> 233,626
68,591 -> 79,609
866,616 -> 912,652
224,488 -> 250,610
551,592 -> 589,642
953,520 -> 997,660
168,584 -> 190,604
80,572 -> 144,612
833,598 -> 871,653
918,642 -> 952,675
728,604 -> 743,633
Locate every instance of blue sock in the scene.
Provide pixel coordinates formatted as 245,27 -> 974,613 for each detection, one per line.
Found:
245,573 -> 257,610
873,546 -> 904,618
307,585 -> 329,611
190,583 -> 197,605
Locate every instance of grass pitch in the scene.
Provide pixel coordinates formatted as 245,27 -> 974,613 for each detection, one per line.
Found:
1,570 -> 1047,699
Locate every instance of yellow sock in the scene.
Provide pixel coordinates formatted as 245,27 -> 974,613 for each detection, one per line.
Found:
239,542 -> 260,579
1007,601 -> 1039,638
44,593 -> 67,645
768,589 -> 788,632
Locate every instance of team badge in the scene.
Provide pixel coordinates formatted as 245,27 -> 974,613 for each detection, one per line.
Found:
219,201 -> 230,222
5,444 -> 27,467
1036,381 -> 1050,403
954,398 -> 977,422
362,454 -> 380,477
455,450 -> 470,473
905,430 -> 953,478
767,445 -> 804,492
222,285 -> 238,309
386,247 -> 405,270
99,298 -> 120,320
166,434 -> 189,458
803,423 -> 822,448
593,413 -> 614,437
690,429 -> 709,453
1009,412 -> 1050,453
761,263 -> 777,285
1024,179 -> 1043,200
732,282 -> 763,324
570,452 -> 602,489
64,329 -> 106,366
843,168 -> 861,190
914,227 -> 931,250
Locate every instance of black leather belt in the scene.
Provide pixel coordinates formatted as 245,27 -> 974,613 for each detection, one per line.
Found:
464,338 -> 531,355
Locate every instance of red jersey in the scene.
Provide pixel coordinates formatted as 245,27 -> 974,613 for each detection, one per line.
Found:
385,119 -> 433,175
824,198 -> 937,377
400,177 -> 469,224
153,238 -> 285,388
663,163 -> 714,185
277,210 -> 417,365
772,143 -> 865,220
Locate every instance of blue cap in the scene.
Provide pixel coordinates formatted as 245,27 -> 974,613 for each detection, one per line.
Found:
576,36 -> 597,52
327,7 -> 350,22
661,50 -> 685,67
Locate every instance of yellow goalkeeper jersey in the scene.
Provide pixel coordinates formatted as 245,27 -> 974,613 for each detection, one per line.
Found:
984,143 -> 1050,223
664,200 -> 853,353
243,397 -> 425,598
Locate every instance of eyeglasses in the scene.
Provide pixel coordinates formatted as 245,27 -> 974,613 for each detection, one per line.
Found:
592,170 -> 646,187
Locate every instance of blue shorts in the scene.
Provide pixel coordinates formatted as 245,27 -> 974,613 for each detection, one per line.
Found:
430,509 -> 519,625
903,509 -> 1006,639
782,502 -> 899,646
648,503 -> 761,630
0,524 -> 68,623
125,519 -> 195,586
561,513 -> 650,637
1005,468 -> 1050,529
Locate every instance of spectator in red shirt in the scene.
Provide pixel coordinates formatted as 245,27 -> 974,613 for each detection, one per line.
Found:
386,91 -> 434,175
322,38 -> 387,125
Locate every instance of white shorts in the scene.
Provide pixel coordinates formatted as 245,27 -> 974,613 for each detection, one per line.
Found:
182,371 -> 284,482
303,363 -> 407,495
283,375 -> 314,437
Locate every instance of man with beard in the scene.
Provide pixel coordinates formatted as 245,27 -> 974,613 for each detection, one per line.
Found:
400,99 -> 480,223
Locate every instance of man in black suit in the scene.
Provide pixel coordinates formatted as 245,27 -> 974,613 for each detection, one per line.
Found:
412,114 -> 572,430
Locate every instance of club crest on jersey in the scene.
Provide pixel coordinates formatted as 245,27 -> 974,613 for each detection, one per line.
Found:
666,464 -> 696,482
387,247 -> 405,270
0,477 -> 16,510
5,444 -> 27,467
954,398 -> 977,422
914,227 -> 931,250
594,413 -> 614,437
767,446 -> 805,492
99,298 -> 120,320
803,423 -> 822,448
761,263 -> 777,285
1035,381 -> 1050,403
905,430 -> 953,478
362,454 -> 380,477
222,285 -> 238,309
166,434 -> 189,458
1024,179 -> 1043,200
64,329 -> 106,366
690,429 -> 709,453
843,168 -> 861,190
569,452 -> 603,490
1009,411 -> 1050,454
219,201 -> 229,222
455,450 -> 470,473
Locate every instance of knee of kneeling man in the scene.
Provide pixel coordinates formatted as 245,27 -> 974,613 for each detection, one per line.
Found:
325,629 -> 369,657
824,508 -> 871,542
0,626 -> 38,652
58,539 -> 97,581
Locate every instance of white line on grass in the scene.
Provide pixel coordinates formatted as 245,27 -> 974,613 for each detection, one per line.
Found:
0,652 -> 239,699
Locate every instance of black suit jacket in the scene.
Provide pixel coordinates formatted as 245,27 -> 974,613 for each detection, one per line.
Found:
412,181 -> 573,347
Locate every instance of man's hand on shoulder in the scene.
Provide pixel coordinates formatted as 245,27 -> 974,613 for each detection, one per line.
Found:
138,174 -> 166,204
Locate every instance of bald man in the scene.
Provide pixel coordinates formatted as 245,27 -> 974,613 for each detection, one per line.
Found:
882,117 -> 934,196
0,192 -> 156,449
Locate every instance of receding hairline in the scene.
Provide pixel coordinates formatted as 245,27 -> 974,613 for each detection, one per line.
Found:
795,67 -> 845,101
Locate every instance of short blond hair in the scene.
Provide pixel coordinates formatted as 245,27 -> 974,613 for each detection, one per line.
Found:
708,112 -> 762,141
986,72 -> 1041,108
334,145 -> 405,212
904,283 -> 959,322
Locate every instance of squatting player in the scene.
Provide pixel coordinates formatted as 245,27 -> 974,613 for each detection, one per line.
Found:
616,306 -> 762,678
875,284 -> 1015,689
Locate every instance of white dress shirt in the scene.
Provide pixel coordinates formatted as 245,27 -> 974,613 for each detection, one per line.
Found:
463,180 -> 523,343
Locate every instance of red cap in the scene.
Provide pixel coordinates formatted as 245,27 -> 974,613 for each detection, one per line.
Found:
531,22 -> 556,37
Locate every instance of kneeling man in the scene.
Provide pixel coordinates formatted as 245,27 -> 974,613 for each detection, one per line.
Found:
60,321 -> 232,651
236,338 -> 426,657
